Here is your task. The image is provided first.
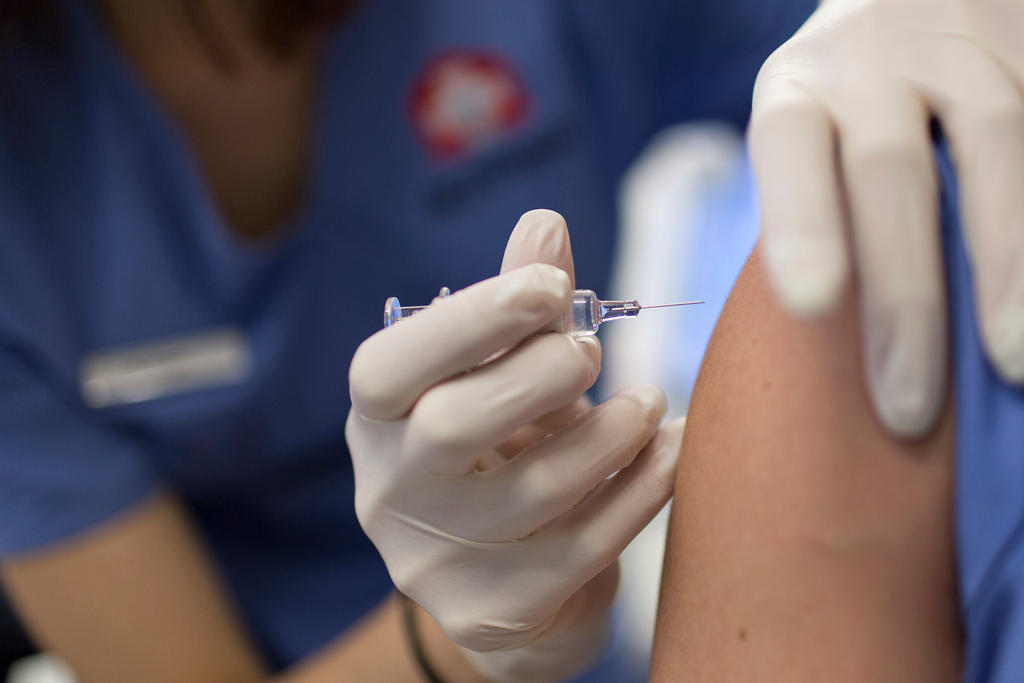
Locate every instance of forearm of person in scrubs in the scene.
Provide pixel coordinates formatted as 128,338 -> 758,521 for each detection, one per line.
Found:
2,494 -> 484,683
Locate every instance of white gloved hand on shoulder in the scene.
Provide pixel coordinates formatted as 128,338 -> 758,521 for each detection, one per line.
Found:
751,0 -> 1024,436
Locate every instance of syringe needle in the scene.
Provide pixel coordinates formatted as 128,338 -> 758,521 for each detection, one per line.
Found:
640,300 -> 705,310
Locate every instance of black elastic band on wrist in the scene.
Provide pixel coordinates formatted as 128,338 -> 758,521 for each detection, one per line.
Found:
402,595 -> 447,683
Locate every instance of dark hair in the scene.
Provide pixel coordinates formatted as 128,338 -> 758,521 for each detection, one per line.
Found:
261,0 -> 362,49
1,0 -> 361,57
0,0 -> 64,50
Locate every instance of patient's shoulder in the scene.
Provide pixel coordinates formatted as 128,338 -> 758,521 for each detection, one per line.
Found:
651,245 -> 959,682
686,245 -> 949,495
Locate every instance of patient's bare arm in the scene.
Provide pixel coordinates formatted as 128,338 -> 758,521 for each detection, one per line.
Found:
651,248 -> 961,681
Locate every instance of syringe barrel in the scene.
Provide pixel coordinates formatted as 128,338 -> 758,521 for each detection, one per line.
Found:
560,289 -> 602,336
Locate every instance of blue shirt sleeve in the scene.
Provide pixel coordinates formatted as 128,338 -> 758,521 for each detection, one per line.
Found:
937,140 -> 1024,682
0,348 -> 160,556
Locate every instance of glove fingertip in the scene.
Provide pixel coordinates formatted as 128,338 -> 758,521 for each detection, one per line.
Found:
502,209 -> 575,285
865,310 -> 946,439
985,305 -> 1024,384
649,416 -> 686,480
871,380 -> 941,439
762,240 -> 848,318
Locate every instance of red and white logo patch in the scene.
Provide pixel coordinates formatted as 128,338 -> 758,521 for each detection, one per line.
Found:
407,51 -> 530,161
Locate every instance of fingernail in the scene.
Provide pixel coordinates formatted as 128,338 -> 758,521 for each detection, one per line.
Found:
866,305 -> 946,438
988,299 -> 1024,383
764,238 -> 846,317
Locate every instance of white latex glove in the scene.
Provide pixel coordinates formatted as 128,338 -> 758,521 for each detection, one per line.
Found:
750,0 -> 1024,436
347,209 -> 685,683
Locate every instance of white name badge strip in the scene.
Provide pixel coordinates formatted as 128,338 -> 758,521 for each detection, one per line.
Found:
79,328 -> 251,408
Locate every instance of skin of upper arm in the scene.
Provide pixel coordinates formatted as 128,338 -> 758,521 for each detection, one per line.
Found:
0,494 -> 268,683
650,247 -> 961,681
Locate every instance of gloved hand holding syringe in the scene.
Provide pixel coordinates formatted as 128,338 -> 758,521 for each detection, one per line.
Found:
347,209 -> 694,683
385,287 -> 703,335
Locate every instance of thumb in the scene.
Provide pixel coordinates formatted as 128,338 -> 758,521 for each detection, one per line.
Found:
500,209 -> 576,288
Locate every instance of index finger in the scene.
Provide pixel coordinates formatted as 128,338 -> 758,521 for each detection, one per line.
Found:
750,79 -> 848,316
349,263 -> 572,420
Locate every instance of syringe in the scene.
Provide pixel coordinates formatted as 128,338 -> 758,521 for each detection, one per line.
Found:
383,287 -> 703,336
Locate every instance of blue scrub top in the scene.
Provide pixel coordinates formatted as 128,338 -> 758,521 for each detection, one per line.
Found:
0,0 -> 814,672
939,145 -> 1024,682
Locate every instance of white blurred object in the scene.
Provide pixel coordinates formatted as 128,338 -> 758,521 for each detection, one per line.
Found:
605,123 -> 759,674
603,123 -> 754,410
7,655 -> 75,683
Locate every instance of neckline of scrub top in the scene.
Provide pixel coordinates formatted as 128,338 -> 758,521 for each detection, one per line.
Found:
64,0 -> 342,280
